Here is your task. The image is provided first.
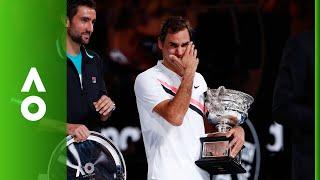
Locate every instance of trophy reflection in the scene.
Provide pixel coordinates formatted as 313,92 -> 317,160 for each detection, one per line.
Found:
195,86 -> 254,175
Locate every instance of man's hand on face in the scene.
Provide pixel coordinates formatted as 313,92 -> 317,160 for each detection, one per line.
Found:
67,124 -> 90,142
93,95 -> 115,120
169,42 -> 199,76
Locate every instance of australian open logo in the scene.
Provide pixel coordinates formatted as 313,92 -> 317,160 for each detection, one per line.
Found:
21,67 -> 47,122
75,162 -> 95,178
68,161 -> 95,178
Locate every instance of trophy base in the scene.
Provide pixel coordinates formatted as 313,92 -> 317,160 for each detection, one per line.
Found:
195,157 -> 246,175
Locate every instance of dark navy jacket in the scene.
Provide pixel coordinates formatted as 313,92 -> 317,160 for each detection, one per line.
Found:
67,46 -> 107,130
273,31 -> 314,180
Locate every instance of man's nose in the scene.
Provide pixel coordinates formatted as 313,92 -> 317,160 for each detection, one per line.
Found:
176,47 -> 184,57
87,22 -> 94,33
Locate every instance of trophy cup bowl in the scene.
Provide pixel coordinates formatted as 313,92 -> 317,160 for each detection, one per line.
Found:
195,86 -> 254,175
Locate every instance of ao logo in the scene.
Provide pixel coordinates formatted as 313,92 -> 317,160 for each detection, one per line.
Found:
70,162 -> 94,177
21,67 -> 46,121
101,127 -> 141,151
67,143 -> 95,178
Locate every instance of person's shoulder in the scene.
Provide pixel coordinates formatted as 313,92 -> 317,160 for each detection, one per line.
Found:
137,63 -> 163,79
135,68 -> 154,94
136,66 -> 158,83
195,72 -> 206,81
194,72 -> 207,90
284,30 -> 314,61
81,46 -> 102,60
195,72 -> 204,78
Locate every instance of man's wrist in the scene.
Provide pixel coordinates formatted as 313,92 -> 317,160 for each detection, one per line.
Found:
101,112 -> 111,121
182,70 -> 195,81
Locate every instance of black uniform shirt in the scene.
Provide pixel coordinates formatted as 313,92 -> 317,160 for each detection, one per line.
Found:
67,46 -> 107,130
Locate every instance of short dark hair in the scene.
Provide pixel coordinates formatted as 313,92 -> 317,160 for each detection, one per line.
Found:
159,16 -> 193,42
67,0 -> 96,20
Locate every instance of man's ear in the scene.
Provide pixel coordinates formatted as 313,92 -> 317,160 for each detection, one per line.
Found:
158,38 -> 163,50
63,16 -> 70,28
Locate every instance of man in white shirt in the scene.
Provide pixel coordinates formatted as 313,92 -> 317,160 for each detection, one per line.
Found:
134,16 -> 245,180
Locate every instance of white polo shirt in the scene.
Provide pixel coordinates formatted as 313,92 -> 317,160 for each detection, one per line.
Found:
134,60 -> 209,180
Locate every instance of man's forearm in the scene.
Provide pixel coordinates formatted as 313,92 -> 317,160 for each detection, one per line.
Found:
166,71 -> 195,123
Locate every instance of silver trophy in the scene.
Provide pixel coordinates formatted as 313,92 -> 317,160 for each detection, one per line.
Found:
46,131 -> 127,180
195,86 -> 254,175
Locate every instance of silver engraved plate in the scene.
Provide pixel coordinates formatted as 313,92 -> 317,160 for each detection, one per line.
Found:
48,131 -> 126,180
202,141 -> 229,158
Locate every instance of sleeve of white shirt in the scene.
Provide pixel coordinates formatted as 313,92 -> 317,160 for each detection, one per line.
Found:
196,72 -> 208,93
134,72 -> 170,113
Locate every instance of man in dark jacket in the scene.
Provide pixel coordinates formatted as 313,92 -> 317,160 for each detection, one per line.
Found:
273,30 -> 314,180
66,0 -> 115,141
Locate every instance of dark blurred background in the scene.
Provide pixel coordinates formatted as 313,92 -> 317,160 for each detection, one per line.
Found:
86,0 -> 314,179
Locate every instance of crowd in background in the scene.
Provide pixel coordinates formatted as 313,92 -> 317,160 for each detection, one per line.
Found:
84,0 -> 314,179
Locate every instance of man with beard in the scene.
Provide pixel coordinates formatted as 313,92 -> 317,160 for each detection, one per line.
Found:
66,0 -> 115,141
